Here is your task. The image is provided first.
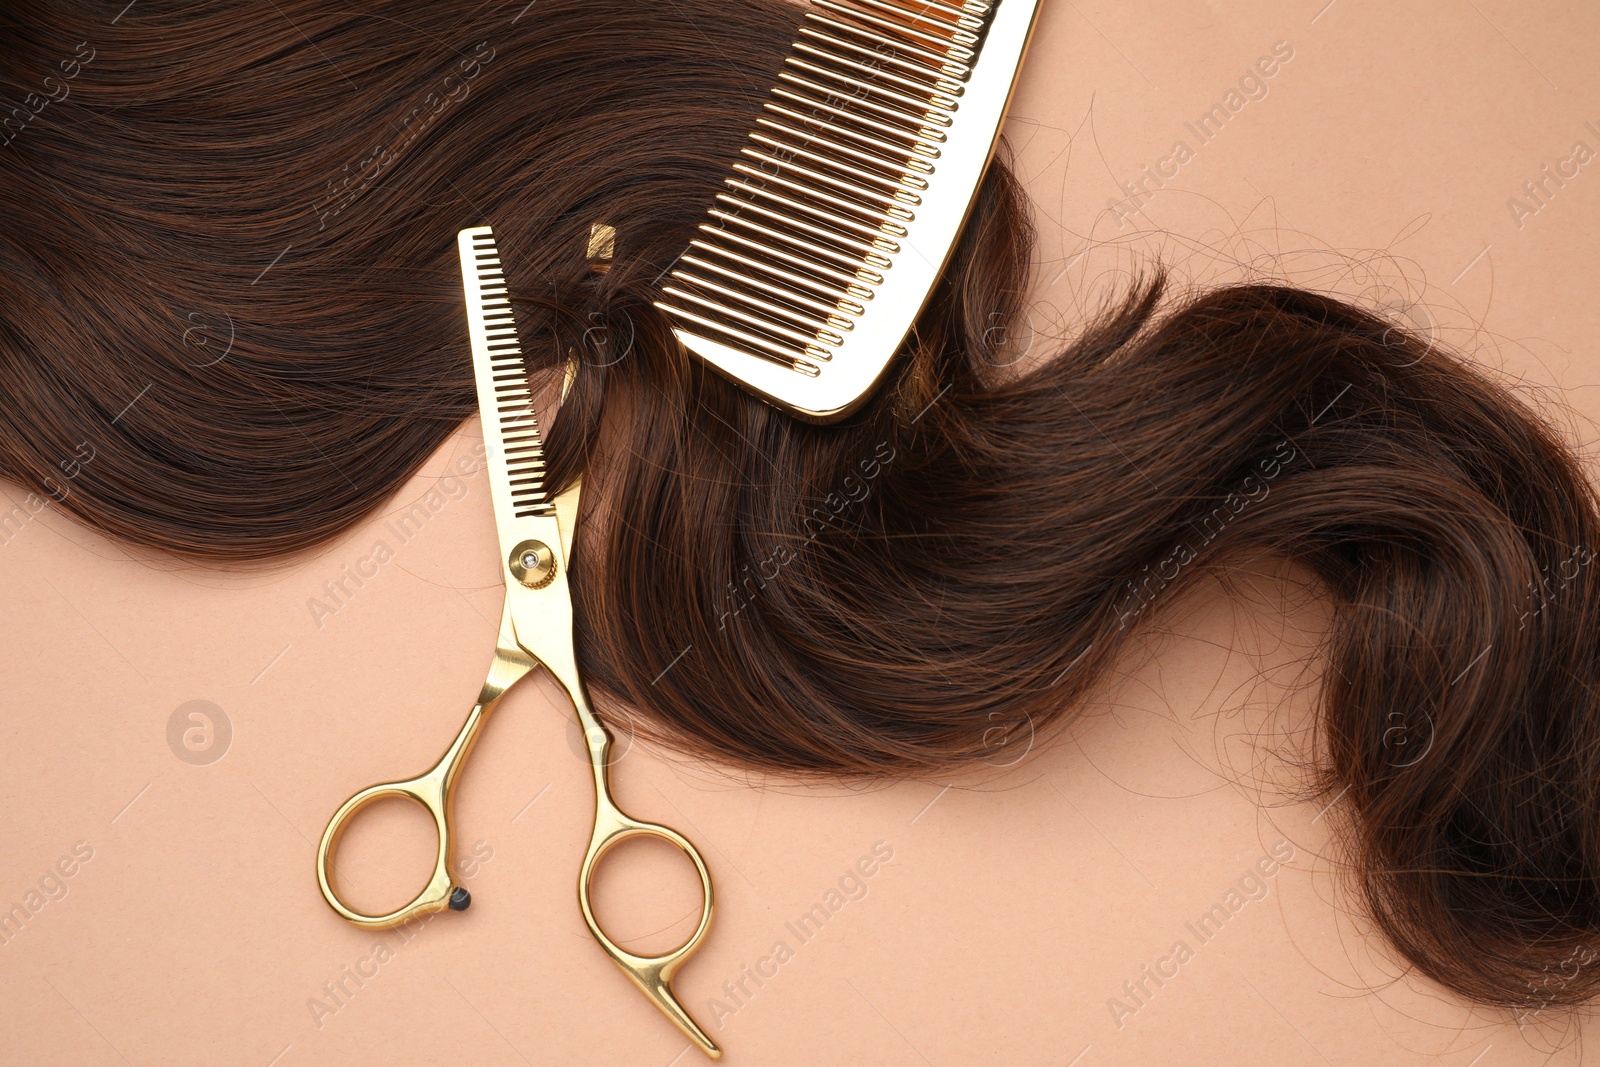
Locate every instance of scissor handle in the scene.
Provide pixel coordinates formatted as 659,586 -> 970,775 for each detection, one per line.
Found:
578,797 -> 721,1059
316,703 -> 486,929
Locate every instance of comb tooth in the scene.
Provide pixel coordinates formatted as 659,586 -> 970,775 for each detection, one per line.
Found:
710,202 -> 889,273
777,72 -> 951,136
731,163 -> 901,230
796,28 -> 965,93
804,12 -> 971,76
793,40 -> 962,102
713,192 -> 893,263
669,270 -> 853,337
810,0 -> 976,58
707,207 -> 888,277
742,143 -> 921,211
680,253 -> 865,318
741,147 -> 919,214
653,301 -> 827,373
732,175 -> 908,241
756,116 -> 933,179
696,226 -> 878,294
779,65 -> 955,131
849,0 -> 986,32
749,130 -> 927,193
661,285 -> 845,349
687,240 -> 872,305
765,102 -> 937,166
725,178 -> 903,246
769,88 -> 945,150
785,53 -> 959,116
811,0 -> 974,52
757,113 -> 934,178
674,258 -> 857,326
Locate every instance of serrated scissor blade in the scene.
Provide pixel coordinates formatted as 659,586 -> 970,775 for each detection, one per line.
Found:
458,226 -> 558,540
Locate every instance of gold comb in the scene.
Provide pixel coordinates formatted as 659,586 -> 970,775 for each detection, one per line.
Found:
654,0 -> 1041,421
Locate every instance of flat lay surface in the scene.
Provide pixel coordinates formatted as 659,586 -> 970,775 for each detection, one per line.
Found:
4,1 -> 1599,1064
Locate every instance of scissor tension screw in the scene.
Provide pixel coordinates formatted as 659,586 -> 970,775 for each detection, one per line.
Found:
509,540 -> 557,588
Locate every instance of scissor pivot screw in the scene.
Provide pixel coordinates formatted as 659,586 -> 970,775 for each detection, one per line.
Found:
449,886 -> 472,911
509,540 -> 556,588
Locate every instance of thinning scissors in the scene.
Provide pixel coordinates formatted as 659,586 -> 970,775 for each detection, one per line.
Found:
315,225 -> 720,1058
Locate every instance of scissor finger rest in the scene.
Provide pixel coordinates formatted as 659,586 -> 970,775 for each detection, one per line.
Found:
316,703 -> 488,928
579,805 -> 720,1059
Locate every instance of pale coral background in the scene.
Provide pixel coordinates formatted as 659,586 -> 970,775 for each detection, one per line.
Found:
4,1 -> 1599,1064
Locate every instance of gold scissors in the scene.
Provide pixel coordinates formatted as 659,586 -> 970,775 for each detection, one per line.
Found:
315,225 -> 720,1058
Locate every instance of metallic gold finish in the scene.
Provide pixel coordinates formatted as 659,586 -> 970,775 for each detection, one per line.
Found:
317,227 -> 721,1060
784,57 -> 960,118
508,538 -> 556,588
657,0 -> 1042,421
792,39 -> 962,99
587,221 -> 616,273
813,0 -> 965,54
682,250 -> 856,316
804,13 -> 972,75
766,91 -> 945,150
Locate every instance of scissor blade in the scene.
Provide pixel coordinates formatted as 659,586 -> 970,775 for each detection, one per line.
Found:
458,226 -> 556,548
